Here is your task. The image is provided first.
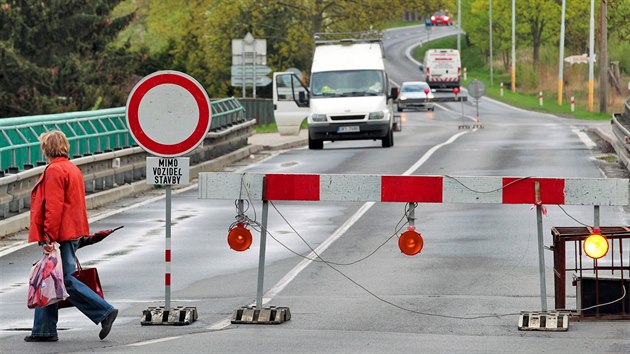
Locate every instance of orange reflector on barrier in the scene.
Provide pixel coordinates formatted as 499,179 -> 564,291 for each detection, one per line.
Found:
583,231 -> 608,259
399,229 -> 424,256
228,223 -> 253,252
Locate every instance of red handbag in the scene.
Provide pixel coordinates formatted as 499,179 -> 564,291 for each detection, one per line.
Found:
58,257 -> 104,309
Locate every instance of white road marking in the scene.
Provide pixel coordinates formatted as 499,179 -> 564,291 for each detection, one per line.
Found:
574,128 -> 597,149
126,336 -> 182,347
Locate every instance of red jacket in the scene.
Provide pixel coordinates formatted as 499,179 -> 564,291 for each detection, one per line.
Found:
29,157 -> 90,243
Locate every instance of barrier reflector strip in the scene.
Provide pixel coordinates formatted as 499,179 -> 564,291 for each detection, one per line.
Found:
502,178 -> 565,204
381,175 -> 443,202
165,250 -> 171,262
165,273 -> 171,286
564,178 -> 629,206
320,174 -> 381,202
442,176 -> 503,204
265,174 -> 320,201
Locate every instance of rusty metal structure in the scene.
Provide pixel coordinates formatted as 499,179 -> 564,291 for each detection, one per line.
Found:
552,226 -> 630,320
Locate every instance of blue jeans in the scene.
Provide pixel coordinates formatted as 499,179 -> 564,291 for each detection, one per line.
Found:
31,240 -> 115,337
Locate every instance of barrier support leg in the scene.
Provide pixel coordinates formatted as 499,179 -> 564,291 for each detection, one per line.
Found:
535,181 -> 548,312
231,192 -> 291,324
256,199 -> 269,309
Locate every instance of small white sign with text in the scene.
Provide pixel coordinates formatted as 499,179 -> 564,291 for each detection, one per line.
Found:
146,157 -> 190,185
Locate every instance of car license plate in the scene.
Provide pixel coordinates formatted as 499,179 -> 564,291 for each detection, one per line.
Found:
337,126 -> 359,133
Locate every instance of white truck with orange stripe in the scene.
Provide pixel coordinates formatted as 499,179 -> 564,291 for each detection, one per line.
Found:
420,49 -> 461,89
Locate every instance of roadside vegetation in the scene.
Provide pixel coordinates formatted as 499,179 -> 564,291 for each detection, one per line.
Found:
414,36 -> 617,120
0,0 -> 628,121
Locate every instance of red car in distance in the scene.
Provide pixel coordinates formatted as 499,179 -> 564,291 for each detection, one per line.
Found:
431,11 -> 453,26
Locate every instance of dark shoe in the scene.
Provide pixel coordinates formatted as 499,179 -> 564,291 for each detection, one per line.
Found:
24,335 -> 59,342
99,308 -> 118,340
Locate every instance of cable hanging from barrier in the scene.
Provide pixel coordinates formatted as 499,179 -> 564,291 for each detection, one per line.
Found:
232,173 -> 625,320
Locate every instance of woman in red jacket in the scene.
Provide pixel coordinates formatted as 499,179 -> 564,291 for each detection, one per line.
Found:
25,130 -> 118,342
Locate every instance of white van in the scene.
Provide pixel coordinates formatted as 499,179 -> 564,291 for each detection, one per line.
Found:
420,49 -> 461,89
272,33 -> 398,149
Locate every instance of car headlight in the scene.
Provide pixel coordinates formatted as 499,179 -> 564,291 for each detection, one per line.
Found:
311,114 -> 327,122
368,111 -> 385,120
399,95 -> 407,101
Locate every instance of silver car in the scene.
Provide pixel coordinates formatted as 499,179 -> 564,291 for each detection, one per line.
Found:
396,81 -> 435,112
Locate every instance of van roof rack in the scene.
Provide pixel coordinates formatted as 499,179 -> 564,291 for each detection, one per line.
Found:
313,31 -> 382,45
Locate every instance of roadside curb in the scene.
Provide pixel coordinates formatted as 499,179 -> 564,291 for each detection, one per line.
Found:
593,126 -> 630,169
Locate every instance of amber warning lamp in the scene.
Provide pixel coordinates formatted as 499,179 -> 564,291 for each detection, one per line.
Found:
398,226 -> 424,256
583,228 -> 608,260
227,222 -> 253,252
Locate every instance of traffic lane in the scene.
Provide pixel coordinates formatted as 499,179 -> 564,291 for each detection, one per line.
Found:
0,193 -> 352,326
383,25 -> 426,84
243,128 -> 460,176
88,201 -> 630,353
384,25 -> 460,86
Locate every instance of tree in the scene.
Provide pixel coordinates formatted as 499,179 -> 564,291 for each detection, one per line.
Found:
137,0 -> 411,98
0,0 -> 137,117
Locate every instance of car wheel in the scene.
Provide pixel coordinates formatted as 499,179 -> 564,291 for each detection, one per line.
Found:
308,136 -> 323,150
397,106 -> 402,112
382,129 -> 394,148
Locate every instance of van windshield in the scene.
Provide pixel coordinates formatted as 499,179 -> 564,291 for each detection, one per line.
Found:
310,70 -> 384,97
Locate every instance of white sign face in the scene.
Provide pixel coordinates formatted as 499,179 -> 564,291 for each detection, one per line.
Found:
126,71 -> 211,157
146,157 -> 190,185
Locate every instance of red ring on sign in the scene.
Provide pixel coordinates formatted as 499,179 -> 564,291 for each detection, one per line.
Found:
126,72 -> 211,157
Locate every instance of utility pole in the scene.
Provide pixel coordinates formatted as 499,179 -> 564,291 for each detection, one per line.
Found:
511,0 -> 516,92
558,0 -> 566,105
588,0 -> 595,112
599,0 -> 608,113
457,0 -> 461,53
489,0 -> 493,86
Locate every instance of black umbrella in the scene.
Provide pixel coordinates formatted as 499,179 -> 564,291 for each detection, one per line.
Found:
77,226 -> 124,248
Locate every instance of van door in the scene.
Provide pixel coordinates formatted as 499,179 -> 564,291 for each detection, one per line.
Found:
273,72 -> 310,136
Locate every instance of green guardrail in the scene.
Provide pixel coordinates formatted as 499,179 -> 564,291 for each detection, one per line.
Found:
0,97 -> 248,174
237,98 -> 274,126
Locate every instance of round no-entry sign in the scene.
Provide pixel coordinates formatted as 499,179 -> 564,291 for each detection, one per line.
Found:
126,70 -> 211,157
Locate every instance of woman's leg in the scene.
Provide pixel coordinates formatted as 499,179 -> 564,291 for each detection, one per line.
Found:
59,240 -> 115,324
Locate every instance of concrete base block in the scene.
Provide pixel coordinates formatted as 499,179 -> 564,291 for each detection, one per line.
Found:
518,311 -> 569,331
231,306 -> 291,325
141,306 -> 198,326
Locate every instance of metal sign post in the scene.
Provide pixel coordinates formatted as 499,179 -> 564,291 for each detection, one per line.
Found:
126,70 -> 211,325
232,33 -> 269,97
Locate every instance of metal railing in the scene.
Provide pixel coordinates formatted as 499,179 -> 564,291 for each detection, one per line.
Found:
0,97 -> 248,174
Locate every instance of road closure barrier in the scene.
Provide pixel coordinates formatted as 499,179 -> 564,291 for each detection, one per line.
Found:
199,172 -> 628,327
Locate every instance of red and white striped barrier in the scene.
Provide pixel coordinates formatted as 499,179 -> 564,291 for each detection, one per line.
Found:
199,173 -> 628,206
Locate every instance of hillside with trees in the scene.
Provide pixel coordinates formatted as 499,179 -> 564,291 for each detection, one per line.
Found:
0,0 -> 628,117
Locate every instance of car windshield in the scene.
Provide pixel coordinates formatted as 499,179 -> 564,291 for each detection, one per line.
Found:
311,70 -> 385,97
401,83 -> 429,93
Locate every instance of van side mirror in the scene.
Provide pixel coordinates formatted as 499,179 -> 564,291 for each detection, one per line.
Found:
389,87 -> 399,100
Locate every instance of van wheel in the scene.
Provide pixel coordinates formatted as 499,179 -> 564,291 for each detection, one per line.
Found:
309,137 -> 323,150
397,106 -> 402,112
382,129 -> 394,148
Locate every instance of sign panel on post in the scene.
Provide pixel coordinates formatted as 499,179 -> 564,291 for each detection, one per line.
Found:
126,70 -> 212,157
146,157 -> 190,185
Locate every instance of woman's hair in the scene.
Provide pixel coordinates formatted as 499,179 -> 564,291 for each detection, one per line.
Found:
39,130 -> 69,158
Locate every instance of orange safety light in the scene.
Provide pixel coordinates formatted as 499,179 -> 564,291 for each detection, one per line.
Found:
583,229 -> 608,259
453,87 -> 460,95
398,227 -> 424,256
227,223 -> 253,252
